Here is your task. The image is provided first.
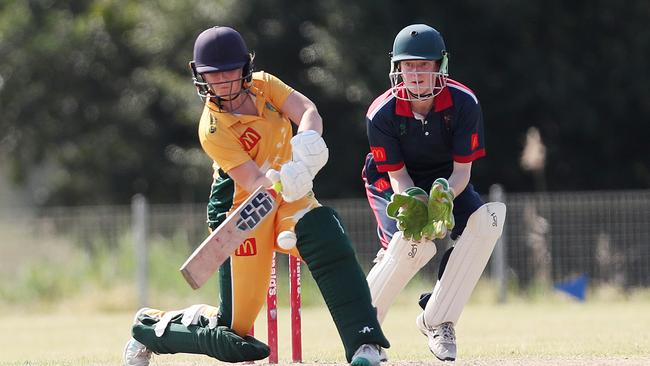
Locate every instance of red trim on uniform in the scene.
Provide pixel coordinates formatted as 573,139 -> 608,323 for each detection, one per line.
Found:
453,149 -> 486,163
365,186 -> 391,249
395,88 -> 414,117
471,133 -> 479,150
433,86 -> 453,112
376,161 -> 405,172
395,85 -> 453,116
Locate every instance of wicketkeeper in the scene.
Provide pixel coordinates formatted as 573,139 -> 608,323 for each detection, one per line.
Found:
362,24 -> 506,361
123,26 -> 389,366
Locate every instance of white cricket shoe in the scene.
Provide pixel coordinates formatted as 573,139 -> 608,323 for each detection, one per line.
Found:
379,347 -> 388,362
350,343 -> 385,366
123,308 -> 154,366
416,314 -> 457,361
123,338 -> 152,366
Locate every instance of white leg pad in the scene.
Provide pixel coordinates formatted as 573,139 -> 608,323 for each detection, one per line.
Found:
423,202 -> 506,327
367,231 -> 438,323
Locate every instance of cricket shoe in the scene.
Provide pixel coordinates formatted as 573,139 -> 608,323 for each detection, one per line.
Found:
123,307 -> 154,366
416,313 -> 456,362
350,343 -> 385,366
123,338 -> 152,366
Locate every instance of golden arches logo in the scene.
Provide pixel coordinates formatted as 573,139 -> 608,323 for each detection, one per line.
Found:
370,146 -> 387,162
235,238 -> 257,256
239,127 -> 261,152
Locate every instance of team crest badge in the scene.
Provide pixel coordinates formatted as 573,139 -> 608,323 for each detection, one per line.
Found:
209,115 -> 217,133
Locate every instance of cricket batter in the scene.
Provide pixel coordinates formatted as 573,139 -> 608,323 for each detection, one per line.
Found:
123,26 -> 389,365
362,24 -> 506,361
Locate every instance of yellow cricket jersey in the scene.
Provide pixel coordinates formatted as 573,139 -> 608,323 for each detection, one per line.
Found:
198,71 -> 294,207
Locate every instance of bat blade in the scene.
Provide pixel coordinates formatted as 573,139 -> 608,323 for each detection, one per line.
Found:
180,186 -> 278,289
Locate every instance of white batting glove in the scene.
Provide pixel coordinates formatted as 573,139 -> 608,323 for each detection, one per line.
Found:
265,169 -> 282,193
279,161 -> 313,202
290,130 -> 329,178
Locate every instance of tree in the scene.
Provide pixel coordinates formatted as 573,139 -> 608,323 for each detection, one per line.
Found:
1,0 -> 648,205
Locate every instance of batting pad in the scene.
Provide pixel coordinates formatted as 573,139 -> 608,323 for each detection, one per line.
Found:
132,318 -> 270,362
295,206 -> 390,361
423,202 -> 506,327
367,231 -> 437,323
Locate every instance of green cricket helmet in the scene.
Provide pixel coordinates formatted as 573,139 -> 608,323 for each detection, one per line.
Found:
389,24 -> 449,100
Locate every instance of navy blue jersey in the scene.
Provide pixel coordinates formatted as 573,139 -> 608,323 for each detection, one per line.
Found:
364,79 -> 485,192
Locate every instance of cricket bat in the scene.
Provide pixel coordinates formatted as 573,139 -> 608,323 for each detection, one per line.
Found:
180,185 -> 279,289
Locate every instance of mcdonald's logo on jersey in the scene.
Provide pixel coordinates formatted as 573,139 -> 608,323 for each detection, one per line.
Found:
235,238 -> 257,256
239,127 -> 262,151
375,177 -> 391,192
370,146 -> 387,162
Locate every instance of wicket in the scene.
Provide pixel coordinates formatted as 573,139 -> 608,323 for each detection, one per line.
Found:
251,252 -> 302,363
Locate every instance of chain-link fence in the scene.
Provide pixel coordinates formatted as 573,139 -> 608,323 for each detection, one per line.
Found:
4,188 -> 649,303
504,190 -> 650,289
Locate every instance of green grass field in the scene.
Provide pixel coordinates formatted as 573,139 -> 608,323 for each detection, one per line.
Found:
1,223 -> 649,365
1,297 -> 649,366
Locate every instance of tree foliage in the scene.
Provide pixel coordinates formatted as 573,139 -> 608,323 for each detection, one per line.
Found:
1,0 -> 648,205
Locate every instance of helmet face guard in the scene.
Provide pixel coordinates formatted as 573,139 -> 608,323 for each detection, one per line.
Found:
189,57 -> 254,101
190,26 -> 254,105
388,24 -> 449,101
389,54 -> 448,101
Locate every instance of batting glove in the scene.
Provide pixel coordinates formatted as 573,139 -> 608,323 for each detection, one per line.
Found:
290,130 -> 329,178
279,161 -> 313,202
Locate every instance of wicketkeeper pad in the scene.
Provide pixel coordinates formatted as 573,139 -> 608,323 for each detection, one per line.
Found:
422,202 -> 506,327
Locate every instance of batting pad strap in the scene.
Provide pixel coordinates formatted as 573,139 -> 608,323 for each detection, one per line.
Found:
155,310 -> 183,337
180,304 -> 220,329
154,304 -> 220,337
423,202 -> 506,326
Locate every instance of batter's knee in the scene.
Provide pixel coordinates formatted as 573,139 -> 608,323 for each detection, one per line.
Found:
294,206 -> 355,265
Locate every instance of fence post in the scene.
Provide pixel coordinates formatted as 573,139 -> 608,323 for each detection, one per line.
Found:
132,194 -> 149,308
489,184 -> 507,304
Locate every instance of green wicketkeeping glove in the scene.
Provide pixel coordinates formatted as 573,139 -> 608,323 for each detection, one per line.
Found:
421,178 -> 455,240
386,187 -> 429,241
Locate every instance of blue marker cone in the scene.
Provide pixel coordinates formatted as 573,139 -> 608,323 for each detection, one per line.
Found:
554,273 -> 589,301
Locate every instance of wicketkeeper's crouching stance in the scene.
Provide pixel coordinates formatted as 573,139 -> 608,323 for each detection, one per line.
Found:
123,26 -> 389,366
362,24 -> 506,362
